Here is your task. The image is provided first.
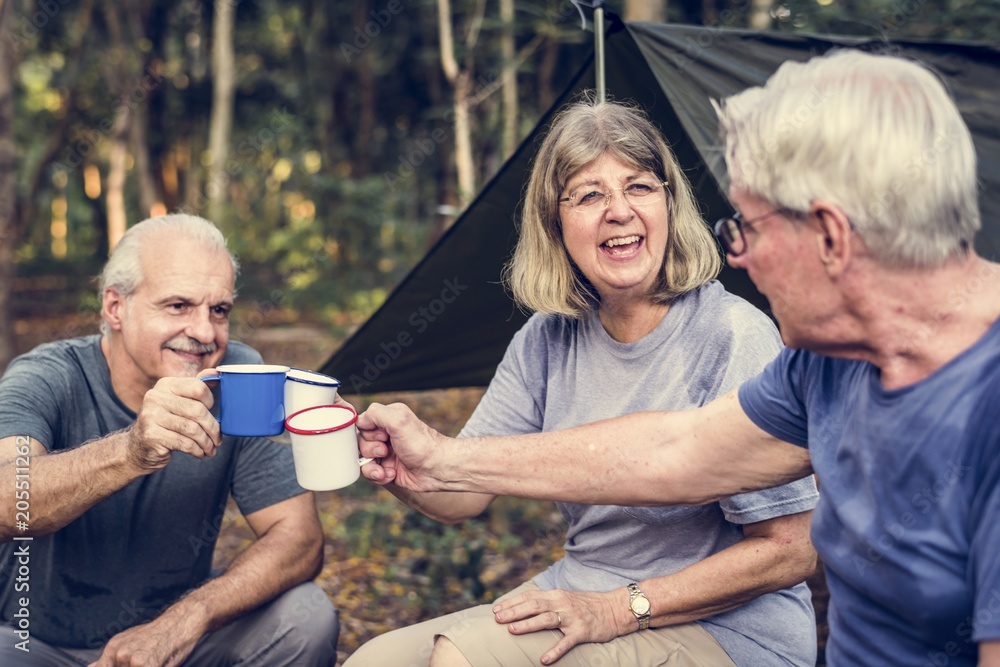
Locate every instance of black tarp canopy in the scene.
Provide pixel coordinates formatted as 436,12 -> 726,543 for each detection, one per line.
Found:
322,19 -> 1000,395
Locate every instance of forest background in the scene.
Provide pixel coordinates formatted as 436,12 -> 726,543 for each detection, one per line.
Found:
2,0 -> 998,663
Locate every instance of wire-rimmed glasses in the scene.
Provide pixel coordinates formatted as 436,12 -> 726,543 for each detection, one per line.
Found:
559,180 -> 670,215
713,209 -> 788,256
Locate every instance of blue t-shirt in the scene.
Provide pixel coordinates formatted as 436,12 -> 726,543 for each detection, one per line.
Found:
739,319 -> 1000,666
0,335 -> 306,648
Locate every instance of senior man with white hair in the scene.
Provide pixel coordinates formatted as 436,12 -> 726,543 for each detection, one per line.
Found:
357,50 -> 1000,666
0,214 -> 339,666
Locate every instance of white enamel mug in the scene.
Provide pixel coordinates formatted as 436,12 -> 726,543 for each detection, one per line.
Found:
285,405 -> 372,491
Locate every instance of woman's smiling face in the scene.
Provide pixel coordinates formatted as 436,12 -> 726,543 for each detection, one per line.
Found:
559,152 -> 670,305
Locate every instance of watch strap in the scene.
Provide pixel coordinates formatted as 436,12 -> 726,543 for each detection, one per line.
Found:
626,582 -> 651,630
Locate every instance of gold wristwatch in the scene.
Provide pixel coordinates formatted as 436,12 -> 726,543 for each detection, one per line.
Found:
627,582 -> 651,630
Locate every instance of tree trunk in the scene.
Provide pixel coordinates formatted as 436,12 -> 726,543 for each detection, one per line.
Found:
106,112 -> 131,252
624,0 -> 668,23
0,0 -> 20,371
207,0 -> 236,224
749,0 -> 774,29
452,71 -> 475,206
130,108 -> 160,217
351,3 -> 375,176
538,36 -> 559,112
499,0 -> 517,159
437,0 -> 478,210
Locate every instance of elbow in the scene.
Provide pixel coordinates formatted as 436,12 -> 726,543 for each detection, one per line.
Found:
306,530 -> 324,580
791,545 -> 819,584
776,536 -> 819,588
292,522 -> 325,581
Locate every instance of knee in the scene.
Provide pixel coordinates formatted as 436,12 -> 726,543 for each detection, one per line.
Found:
430,636 -> 473,667
277,583 -> 340,663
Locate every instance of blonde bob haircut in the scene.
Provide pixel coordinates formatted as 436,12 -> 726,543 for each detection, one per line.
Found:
716,49 -> 979,268
504,97 -> 721,318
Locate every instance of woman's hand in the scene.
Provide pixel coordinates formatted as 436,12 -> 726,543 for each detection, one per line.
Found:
491,587 -> 628,665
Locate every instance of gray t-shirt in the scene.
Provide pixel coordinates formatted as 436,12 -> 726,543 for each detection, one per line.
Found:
460,281 -> 819,666
0,335 -> 305,648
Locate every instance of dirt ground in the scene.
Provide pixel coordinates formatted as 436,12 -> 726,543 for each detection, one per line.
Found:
10,317 -> 829,665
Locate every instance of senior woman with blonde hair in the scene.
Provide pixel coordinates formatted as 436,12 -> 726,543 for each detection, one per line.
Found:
346,98 -> 819,667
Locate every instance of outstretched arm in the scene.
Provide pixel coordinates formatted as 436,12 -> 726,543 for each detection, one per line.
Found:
359,390 -> 812,506
0,377 -> 223,542
491,509 -> 816,664
91,492 -> 323,667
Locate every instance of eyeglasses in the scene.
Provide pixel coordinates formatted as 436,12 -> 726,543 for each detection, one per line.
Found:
559,181 -> 670,213
713,209 -> 789,257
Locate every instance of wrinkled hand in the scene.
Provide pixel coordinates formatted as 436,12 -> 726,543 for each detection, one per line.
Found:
126,375 -> 222,473
491,588 -> 625,665
356,402 -> 448,492
88,613 -> 203,667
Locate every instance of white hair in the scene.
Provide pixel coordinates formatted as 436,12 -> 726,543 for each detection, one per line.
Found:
715,49 -> 979,268
98,214 -> 239,335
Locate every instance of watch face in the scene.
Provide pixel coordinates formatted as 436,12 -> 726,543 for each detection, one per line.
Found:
631,596 -> 651,615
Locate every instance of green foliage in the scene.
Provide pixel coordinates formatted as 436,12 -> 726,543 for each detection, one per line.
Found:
10,0 -> 999,331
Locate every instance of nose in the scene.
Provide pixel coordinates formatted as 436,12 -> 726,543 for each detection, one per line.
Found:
186,307 -> 216,343
603,187 -> 633,222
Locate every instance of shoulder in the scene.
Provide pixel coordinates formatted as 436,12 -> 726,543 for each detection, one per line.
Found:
221,341 -> 265,365
510,312 -> 581,351
700,282 -> 779,338
677,282 -> 782,360
2,335 -> 102,380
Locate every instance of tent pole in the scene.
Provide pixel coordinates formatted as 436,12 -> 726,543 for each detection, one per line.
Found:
594,1 -> 606,101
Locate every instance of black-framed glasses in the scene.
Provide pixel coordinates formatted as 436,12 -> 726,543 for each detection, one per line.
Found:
559,181 -> 670,214
713,209 -> 788,257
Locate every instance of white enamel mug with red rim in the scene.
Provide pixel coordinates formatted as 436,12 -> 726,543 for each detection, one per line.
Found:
285,405 -> 372,491
266,369 -> 342,445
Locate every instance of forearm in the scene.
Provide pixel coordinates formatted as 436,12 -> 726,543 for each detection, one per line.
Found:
163,517 -> 323,635
633,519 -> 816,630
432,414 -> 792,505
384,484 -> 494,524
0,432 -> 141,541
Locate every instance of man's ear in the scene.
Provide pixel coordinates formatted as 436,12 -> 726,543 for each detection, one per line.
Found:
811,200 -> 854,277
102,288 -> 126,332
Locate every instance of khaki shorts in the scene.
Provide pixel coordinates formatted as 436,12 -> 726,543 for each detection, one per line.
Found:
345,581 -> 737,667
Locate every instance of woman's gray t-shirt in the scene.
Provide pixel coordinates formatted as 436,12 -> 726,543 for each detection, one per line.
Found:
460,280 -> 819,666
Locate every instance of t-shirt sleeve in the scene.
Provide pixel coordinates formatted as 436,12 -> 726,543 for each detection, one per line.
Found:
229,436 -> 306,516
0,351 -> 73,450
719,476 -> 818,524
707,310 -> 817,523
737,347 -> 811,448
459,315 -> 548,439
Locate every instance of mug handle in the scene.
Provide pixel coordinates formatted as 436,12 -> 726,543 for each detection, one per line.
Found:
200,374 -> 222,423
359,457 -> 374,465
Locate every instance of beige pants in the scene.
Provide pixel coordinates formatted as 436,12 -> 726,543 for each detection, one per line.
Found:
344,582 -> 737,667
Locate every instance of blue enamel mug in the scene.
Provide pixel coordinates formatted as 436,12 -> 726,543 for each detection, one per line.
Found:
200,364 -> 290,436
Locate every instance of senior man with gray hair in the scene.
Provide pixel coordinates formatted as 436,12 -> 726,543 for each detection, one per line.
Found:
357,50 -> 1000,666
0,214 -> 338,666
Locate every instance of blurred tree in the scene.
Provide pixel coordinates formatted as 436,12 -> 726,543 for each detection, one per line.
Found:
750,0 -> 774,29
437,0 -> 484,210
500,0 -> 517,159
625,0 -> 668,22
0,0 -> 19,370
207,0 -> 236,223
